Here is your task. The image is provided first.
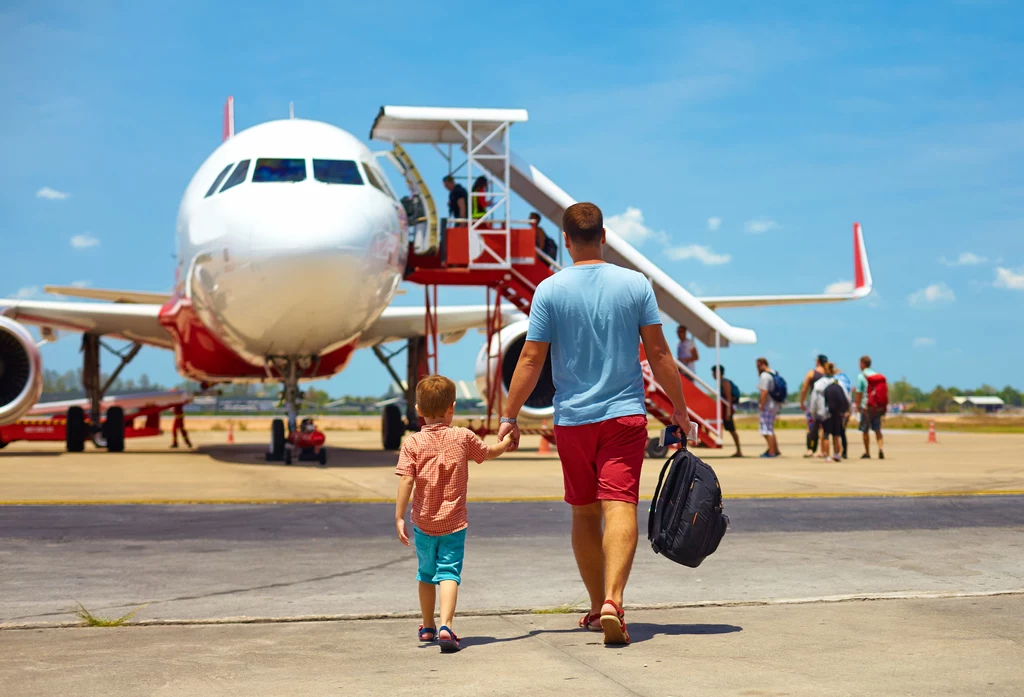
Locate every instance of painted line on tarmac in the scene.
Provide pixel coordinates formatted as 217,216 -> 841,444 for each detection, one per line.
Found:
2,588 -> 1022,631
2,489 -> 1024,506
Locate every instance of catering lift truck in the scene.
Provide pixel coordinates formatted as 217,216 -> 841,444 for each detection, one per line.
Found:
369,107 -> 737,456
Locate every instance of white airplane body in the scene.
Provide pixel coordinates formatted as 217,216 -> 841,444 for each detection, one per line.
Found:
0,99 -> 874,455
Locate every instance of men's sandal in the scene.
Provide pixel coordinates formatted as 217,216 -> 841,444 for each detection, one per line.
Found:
438,625 -> 461,653
599,599 -> 630,645
578,611 -> 602,631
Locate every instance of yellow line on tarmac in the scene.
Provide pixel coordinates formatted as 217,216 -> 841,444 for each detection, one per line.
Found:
1,490 -> 1023,505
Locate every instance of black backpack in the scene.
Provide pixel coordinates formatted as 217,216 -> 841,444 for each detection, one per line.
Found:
648,447 -> 729,568
824,381 -> 850,414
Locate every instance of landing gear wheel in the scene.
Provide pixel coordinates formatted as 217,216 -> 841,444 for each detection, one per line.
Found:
646,437 -> 669,459
268,418 -> 285,461
66,406 -> 86,453
382,404 -> 404,451
104,406 -> 125,453
318,447 -> 327,467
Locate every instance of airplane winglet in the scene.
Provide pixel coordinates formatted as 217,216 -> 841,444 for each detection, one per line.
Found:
852,222 -> 873,298
222,96 -> 235,142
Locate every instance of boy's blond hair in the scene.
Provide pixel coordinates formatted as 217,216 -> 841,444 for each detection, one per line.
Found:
416,375 -> 457,418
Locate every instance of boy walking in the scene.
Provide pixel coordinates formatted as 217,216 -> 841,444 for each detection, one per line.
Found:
395,375 -> 512,653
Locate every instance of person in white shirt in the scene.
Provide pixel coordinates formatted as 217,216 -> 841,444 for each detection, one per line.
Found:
756,357 -> 781,458
676,326 -> 699,371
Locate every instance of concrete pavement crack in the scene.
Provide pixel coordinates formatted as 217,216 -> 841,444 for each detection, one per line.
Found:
4,554 -> 410,622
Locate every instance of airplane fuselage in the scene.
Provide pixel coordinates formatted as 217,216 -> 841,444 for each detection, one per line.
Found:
167,119 -> 408,380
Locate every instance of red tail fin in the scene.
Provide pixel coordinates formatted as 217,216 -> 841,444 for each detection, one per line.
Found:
222,96 -> 235,142
852,222 -> 873,297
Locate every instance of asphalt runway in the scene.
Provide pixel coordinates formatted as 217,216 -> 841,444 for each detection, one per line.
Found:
2,496 -> 1023,626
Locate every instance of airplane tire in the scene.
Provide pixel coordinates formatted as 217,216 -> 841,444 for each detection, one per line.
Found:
382,404 -> 403,451
270,419 -> 285,460
646,437 -> 668,459
318,447 -> 327,467
104,407 -> 125,453
66,407 -> 86,453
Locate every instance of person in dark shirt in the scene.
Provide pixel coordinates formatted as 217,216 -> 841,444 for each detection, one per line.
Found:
443,175 -> 467,220
530,212 -> 558,266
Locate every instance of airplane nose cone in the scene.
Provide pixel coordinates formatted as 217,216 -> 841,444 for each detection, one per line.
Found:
189,188 -> 401,359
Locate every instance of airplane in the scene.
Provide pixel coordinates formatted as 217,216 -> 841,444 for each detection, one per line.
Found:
0,99 -> 872,458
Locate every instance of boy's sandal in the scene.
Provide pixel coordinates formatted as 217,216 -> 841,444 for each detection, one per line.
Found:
438,625 -> 461,653
599,599 -> 630,645
578,612 -> 602,631
418,625 -> 436,641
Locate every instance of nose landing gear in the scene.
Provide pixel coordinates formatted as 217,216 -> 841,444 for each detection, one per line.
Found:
264,357 -> 328,466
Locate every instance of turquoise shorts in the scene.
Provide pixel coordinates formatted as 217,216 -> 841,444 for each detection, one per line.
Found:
413,526 -> 466,585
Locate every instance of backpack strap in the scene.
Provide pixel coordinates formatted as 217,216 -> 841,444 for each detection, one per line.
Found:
647,444 -> 685,543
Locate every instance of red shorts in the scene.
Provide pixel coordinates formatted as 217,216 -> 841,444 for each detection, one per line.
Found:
554,415 -> 648,506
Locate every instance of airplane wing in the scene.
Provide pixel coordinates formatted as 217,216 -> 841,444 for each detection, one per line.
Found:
696,223 -> 873,310
0,299 -> 172,348
26,390 -> 191,417
358,305 -> 525,347
43,285 -> 174,305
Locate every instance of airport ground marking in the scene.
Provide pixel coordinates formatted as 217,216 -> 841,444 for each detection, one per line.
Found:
2,489 -> 1024,506
3,588 -> 1022,631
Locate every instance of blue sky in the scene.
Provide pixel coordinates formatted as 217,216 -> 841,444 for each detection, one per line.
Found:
2,0 -> 1022,397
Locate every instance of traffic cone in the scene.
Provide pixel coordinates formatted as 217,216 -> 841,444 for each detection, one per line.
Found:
538,420 -> 551,454
927,420 -> 937,444
227,421 -> 235,444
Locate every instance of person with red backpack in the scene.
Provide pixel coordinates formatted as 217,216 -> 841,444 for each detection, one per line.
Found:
854,355 -> 887,459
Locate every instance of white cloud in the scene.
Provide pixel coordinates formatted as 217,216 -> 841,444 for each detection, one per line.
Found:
36,186 -> 69,200
71,280 -> 91,288
707,217 -> 722,232
913,337 -> 936,348
606,207 -> 667,246
686,281 -> 706,296
14,286 -> 40,299
825,280 -> 854,294
744,218 -> 780,234
940,252 -> 988,266
908,282 -> 956,306
665,244 -> 731,265
994,267 -> 1024,290
71,234 -> 99,249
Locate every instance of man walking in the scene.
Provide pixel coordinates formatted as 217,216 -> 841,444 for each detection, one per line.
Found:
498,202 -> 692,646
710,364 -> 743,457
853,355 -> 886,459
757,357 -> 781,458
799,354 -> 829,457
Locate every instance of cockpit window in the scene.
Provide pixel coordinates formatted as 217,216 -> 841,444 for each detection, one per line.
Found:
205,163 -> 233,198
252,158 -> 307,183
362,163 -> 392,198
220,159 -> 250,192
313,159 -> 363,185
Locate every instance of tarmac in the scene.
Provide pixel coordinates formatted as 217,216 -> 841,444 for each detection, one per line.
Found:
1,427 -> 1023,695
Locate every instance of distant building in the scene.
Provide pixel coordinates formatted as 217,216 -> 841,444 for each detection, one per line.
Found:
953,396 -> 1005,413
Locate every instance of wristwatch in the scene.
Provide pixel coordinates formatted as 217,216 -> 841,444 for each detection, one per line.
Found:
500,416 -> 517,424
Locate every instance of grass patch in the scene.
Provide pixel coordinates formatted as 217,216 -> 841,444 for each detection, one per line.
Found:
533,604 -> 582,615
75,603 -> 144,627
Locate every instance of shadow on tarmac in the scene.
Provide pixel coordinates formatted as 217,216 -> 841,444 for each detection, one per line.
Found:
430,623 -> 742,651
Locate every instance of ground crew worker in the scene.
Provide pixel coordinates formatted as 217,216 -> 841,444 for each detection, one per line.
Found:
443,175 -> 467,220
171,404 -> 192,449
471,175 -> 489,225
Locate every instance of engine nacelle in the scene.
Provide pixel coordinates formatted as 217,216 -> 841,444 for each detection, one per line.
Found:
0,316 -> 44,426
474,319 -> 555,419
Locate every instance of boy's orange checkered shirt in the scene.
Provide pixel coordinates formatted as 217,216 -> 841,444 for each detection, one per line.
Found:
395,424 -> 489,536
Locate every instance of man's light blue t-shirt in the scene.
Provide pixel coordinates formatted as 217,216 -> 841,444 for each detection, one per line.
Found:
525,263 -> 662,426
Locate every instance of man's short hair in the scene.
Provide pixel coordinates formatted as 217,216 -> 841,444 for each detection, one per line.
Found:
757,357 -> 769,367
442,174 -> 454,183
712,364 -> 724,376
562,202 -> 603,245
817,354 -> 828,366
861,355 -> 872,368
416,375 -> 456,418
529,211 -> 541,222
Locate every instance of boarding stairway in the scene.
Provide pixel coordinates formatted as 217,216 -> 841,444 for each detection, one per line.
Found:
372,106 -> 746,447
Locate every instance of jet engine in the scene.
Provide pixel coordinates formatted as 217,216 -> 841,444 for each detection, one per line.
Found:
0,316 -> 43,426
474,319 -> 555,419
